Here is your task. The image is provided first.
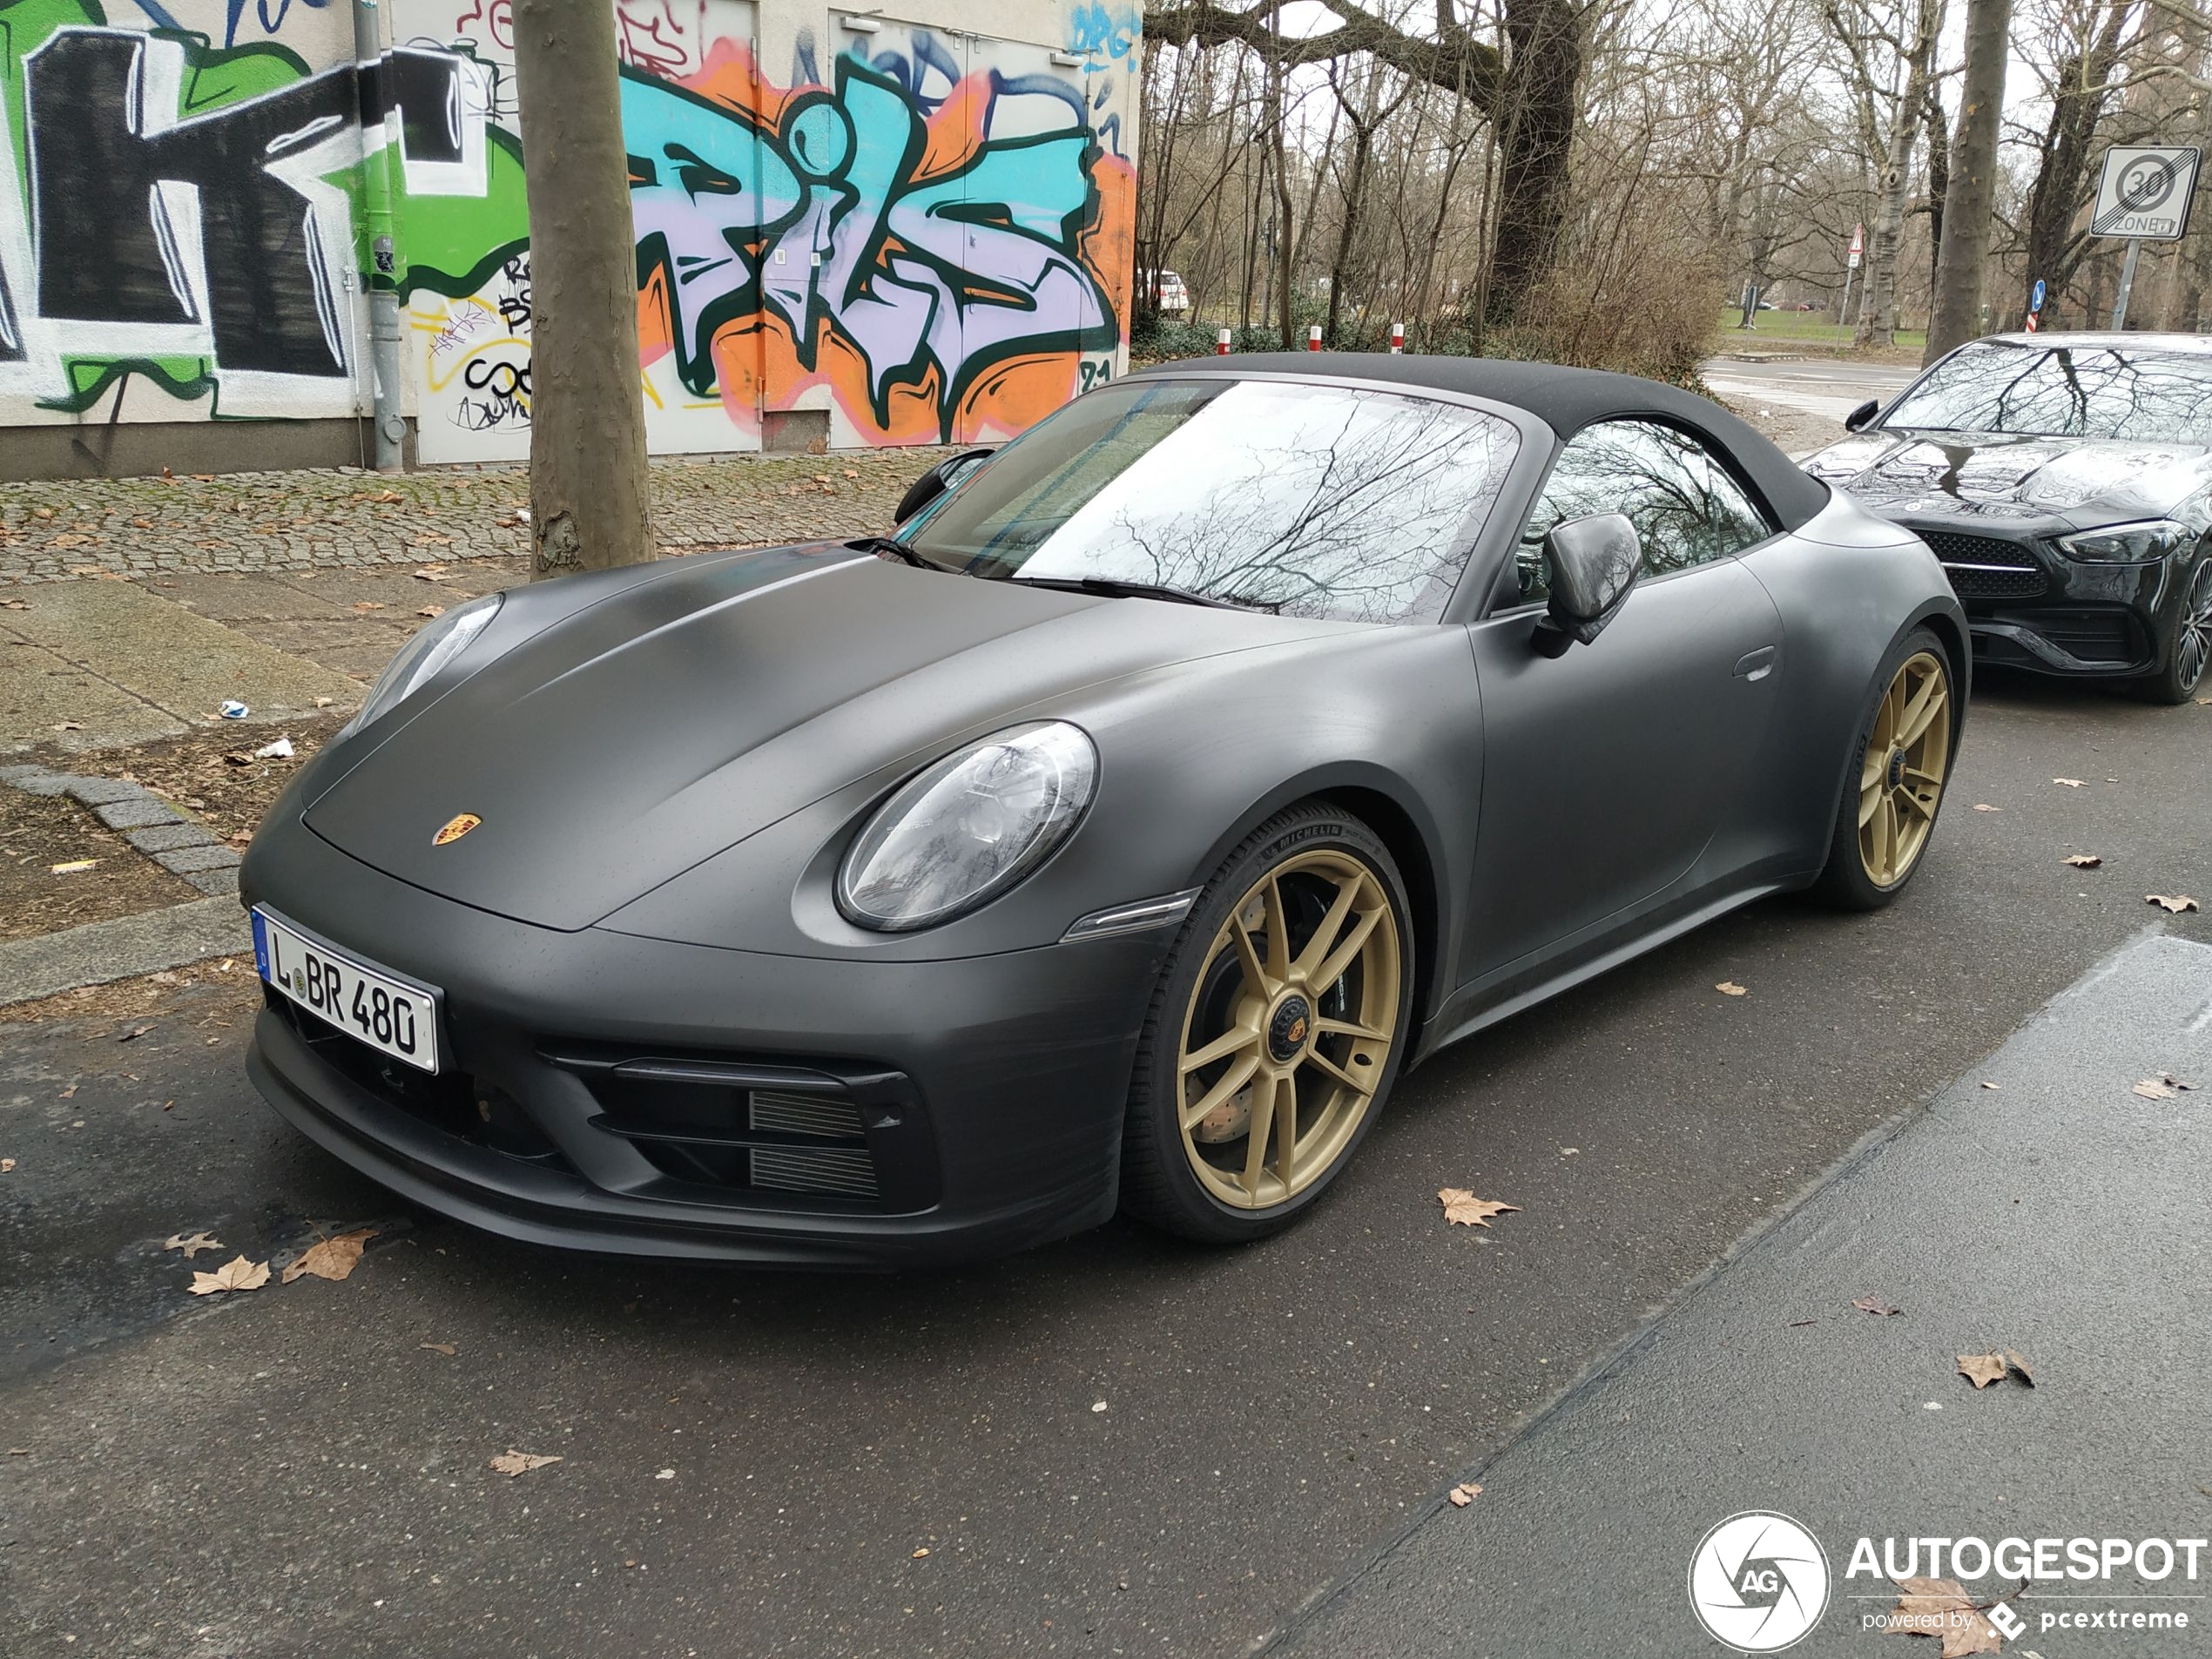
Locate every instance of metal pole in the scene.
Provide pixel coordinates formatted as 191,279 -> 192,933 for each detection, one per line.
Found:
1838,266 -> 1857,329
2111,237 -> 2143,330
354,0 -> 405,474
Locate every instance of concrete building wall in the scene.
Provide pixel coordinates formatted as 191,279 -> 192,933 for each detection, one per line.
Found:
0,0 -> 1139,479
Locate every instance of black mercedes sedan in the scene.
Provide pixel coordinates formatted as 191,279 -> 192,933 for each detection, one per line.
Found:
243,356 -> 1964,1268
1804,332 -> 2212,702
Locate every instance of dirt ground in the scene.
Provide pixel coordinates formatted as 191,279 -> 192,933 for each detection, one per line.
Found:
0,787 -> 201,941
60,711 -> 351,851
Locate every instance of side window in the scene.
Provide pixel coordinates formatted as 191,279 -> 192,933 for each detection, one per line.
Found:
1512,420 -> 1777,604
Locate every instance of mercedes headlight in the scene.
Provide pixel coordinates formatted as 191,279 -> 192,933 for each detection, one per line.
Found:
2056,520 -> 2193,563
837,722 -> 1097,932
338,591 -> 503,738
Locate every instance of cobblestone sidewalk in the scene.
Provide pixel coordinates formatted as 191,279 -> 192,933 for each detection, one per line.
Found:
0,448 -> 955,584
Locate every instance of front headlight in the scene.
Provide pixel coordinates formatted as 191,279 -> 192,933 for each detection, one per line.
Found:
836,721 -> 1097,932
2056,520 -> 2194,563
337,592 -> 503,738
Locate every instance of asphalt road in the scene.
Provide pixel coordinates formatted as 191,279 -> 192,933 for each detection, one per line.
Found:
1699,354 -> 1924,424
3,669 -> 2208,1659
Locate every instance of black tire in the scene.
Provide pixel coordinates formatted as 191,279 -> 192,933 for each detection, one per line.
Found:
1119,801 -> 1415,1244
1811,626 -> 1957,911
2124,552 -> 2212,705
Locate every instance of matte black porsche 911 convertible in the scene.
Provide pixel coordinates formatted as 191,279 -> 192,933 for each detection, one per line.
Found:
242,354 -> 1967,1267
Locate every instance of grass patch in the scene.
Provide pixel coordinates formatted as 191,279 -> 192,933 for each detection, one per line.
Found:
1714,307 -> 1926,350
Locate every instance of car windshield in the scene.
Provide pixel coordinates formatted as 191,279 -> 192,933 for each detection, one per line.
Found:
901,377 -> 1520,624
1881,341 -> 2212,441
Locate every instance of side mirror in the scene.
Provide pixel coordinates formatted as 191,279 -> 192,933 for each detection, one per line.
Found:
1534,513 -> 1642,657
894,447 -> 995,525
1844,399 -> 1880,433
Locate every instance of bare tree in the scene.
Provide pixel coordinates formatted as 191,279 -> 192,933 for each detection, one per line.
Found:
1925,0 -> 2013,357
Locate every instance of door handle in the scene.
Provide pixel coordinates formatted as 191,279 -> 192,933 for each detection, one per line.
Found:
1732,645 -> 1778,682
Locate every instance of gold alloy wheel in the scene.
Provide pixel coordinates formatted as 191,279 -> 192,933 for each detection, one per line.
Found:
1175,849 -> 1402,1209
1858,650 -> 1952,887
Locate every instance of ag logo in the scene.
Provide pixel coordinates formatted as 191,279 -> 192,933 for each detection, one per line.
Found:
1689,1512 -> 1831,1652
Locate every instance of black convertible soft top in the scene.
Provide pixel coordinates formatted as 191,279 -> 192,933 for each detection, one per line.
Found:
1131,352 -> 1832,534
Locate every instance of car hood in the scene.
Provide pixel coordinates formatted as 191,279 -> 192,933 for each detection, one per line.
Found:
302,548 -> 1339,931
1802,428 -> 2212,526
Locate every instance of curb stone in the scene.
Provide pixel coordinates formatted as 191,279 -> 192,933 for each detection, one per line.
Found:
0,896 -> 249,1006
3,762 -> 244,922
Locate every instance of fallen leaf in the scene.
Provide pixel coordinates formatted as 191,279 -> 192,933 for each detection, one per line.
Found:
1889,1578 -> 2002,1656
489,1451 -> 562,1477
1956,1352 -> 2009,1389
118,1024 -> 152,1042
0,1158 -> 13,1174
1852,1296 -> 1901,1316
52,720 -> 82,732
419,1341 -> 457,1356
224,752 -> 255,766
58,1083 -> 76,1099
188,1255 -> 271,1296
2062,853 -> 2102,868
1438,1189 -> 1522,1228
1447,1482 -> 1482,1507
2053,778 -> 2086,788
1971,802 -> 2000,813
413,565 -> 450,580
1715,981 -> 1748,996
352,601 -> 387,611
656,1467 -> 677,1480
49,859 -> 96,874
2147,894 -> 2201,914
2003,1349 -> 2036,1386
2132,1074 -> 2197,1100
416,604 -> 445,618
0,597 -> 27,610
1979,1081 -> 1999,1090
912,1548 -> 931,1558
281,1226 -> 378,1284
163,1231 -> 224,1258
314,696 -> 334,708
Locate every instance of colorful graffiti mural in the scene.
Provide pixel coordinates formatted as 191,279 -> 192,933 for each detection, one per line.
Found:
0,0 -> 1135,462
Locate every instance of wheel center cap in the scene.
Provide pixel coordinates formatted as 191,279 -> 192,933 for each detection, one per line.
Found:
1887,747 -> 1908,788
1267,995 -> 1313,1062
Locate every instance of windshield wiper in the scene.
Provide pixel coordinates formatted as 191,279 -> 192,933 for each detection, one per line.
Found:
1010,573 -> 1271,611
846,535 -> 945,570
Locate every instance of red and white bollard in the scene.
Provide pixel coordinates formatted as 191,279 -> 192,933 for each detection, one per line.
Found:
1390,321 -> 1405,354
2024,312 -> 2040,333
1307,325 -> 1323,352
1217,327 -> 1231,355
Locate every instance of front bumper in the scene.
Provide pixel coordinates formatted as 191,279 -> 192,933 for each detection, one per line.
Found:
1903,522 -> 2176,677
241,823 -> 1167,1268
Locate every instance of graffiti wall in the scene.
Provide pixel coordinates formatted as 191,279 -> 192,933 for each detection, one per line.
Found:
0,0 -> 1137,466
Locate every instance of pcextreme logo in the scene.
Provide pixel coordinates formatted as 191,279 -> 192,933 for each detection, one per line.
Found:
1689,1512 -> 1832,1653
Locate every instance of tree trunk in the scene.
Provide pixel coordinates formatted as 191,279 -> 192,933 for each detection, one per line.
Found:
2021,4 -> 2131,317
1923,85 -> 1949,299
1923,0 -> 2010,361
1853,0 -> 1940,351
1485,0 -> 1585,327
509,0 -> 652,578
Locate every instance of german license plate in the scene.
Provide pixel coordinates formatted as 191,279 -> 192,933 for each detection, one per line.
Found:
253,908 -> 440,1073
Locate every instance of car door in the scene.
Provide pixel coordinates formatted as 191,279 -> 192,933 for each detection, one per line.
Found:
1460,418 -> 1786,983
